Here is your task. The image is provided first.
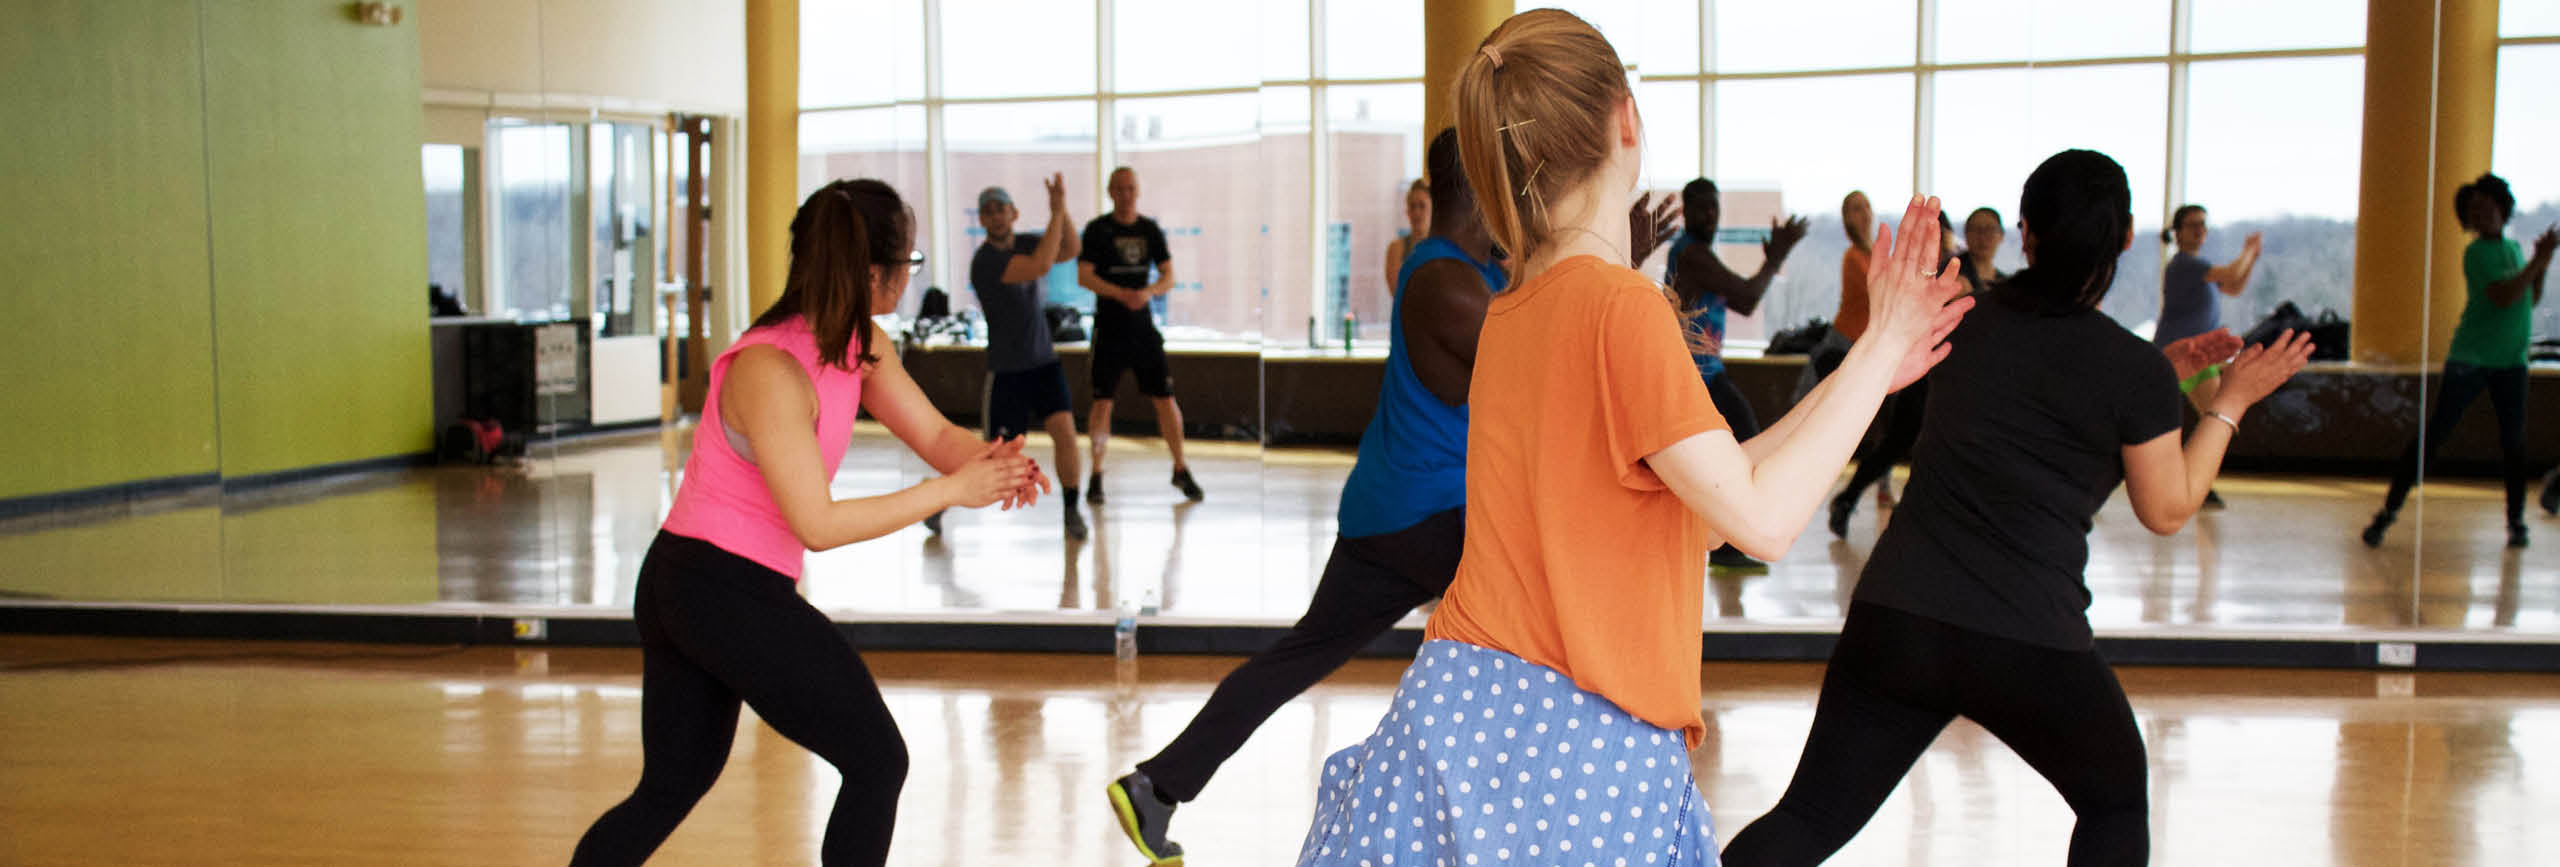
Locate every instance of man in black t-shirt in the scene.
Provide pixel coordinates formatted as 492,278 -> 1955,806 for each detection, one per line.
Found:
1076,166 -> 1203,504
964,176 -> 1087,540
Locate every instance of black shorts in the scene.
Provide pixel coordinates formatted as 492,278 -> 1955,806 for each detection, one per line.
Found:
1090,332 -> 1174,400
984,361 -> 1076,440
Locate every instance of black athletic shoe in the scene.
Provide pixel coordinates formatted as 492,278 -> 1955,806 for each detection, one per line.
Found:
1708,545 -> 1768,574
2361,510 -> 2395,548
1065,508 -> 1089,542
1107,772 -> 1185,865
923,509 -> 944,535
1087,472 -> 1106,506
1827,493 -> 1854,539
2202,489 -> 2226,511
2511,523 -> 2531,549
1171,467 -> 1204,502
2541,469 -> 2559,516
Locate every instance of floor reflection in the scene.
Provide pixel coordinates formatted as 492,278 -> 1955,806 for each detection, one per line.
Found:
6,637 -> 2558,865
2,428 -> 2555,637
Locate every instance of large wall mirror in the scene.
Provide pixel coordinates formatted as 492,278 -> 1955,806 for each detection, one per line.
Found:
9,0 -> 2560,663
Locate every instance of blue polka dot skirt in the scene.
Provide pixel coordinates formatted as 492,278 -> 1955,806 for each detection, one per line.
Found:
1297,640 -> 1718,866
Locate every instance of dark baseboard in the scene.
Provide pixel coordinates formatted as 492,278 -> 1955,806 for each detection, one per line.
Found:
220,452 -> 436,494
548,419 -> 666,442
4,604 -> 2555,673
0,473 -> 222,521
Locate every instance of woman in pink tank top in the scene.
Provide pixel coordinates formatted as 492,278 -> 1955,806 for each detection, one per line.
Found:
574,179 -> 1048,867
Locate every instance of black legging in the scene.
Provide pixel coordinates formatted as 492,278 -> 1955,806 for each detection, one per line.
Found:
573,532 -> 908,866
1136,507 -> 1462,802
2380,361 -> 2531,526
1837,380 -> 1927,511
1723,603 -> 2148,867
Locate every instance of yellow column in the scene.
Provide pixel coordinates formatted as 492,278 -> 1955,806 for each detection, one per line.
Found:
745,0 -> 799,316
1423,0 -> 1514,146
2350,0 -> 2497,365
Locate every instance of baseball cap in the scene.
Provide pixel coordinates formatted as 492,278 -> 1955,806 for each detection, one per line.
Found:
977,186 -> 1012,209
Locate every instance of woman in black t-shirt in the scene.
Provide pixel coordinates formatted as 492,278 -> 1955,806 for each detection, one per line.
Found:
1723,150 -> 2316,867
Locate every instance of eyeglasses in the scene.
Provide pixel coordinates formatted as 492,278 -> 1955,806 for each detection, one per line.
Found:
906,251 -> 926,275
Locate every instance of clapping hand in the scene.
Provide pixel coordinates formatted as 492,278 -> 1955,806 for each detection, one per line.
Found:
1629,192 -> 1682,265
2212,330 -> 2316,412
1043,172 -> 1068,214
1863,196 -> 1976,393
1766,215 -> 1810,261
951,437 -> 1049,510
2163,329 -> 2245,382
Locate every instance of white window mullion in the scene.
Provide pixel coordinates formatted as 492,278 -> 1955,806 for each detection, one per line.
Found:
1309,0 -> 1331,346
923,0 -> 951,298
1913,0 -> 1936,197
1698,0 -> 1714,179
2163,0 -> 2194,233
1097,0 -> 1117,210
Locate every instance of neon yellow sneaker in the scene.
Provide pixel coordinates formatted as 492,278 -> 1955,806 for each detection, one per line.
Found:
1106,771 -> 1185,865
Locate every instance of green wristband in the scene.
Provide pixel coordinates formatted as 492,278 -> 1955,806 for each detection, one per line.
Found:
2178,362 -> 2224,395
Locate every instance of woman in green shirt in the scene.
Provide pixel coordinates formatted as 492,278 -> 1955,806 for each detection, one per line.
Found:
2364,173 -> 2558,549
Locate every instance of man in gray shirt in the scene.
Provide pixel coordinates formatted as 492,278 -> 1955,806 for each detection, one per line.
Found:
968,175 -> 1086,539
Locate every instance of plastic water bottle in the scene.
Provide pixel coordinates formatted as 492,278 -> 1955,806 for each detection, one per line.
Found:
1114,597 -> 1138,662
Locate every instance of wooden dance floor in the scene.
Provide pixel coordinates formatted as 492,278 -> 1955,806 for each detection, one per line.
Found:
2,635 -> 2555,865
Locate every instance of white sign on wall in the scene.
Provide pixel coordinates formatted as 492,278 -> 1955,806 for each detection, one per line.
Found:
534,324 -> 579,396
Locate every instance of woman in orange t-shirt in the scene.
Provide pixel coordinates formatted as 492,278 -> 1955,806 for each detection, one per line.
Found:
1834,190 -> 1876,341
1792,191 -> 1877,404
1293,10 -> 1971,866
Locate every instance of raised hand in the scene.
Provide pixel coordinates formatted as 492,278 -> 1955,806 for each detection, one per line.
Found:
1886,297 -> 1968,393
1044,172 -> 1068,214
2534,225 -> 2558,258
2212,330 -> 2316,411
1766,215 -> 1810,260
2163,329 -> 2245,382
1873,195 -> 1966,355
950,437 -> 1043,509
1629,192 -> 1683,264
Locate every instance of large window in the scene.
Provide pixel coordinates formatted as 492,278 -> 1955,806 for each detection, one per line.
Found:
799,0 -> 921,107
798,106 -> 928,314
1936,1 -> 2169,63
2181,56 -> 2364,331
793,0 -> 2408,345
943,101 -> 1096,316
1714,73 -> 1913,336
940,0 -> 1094,98
1626,0 -> 2368,343
490,123 -> 574,321
1712,0 -> 1912,73
1115,93 -> 1266,341
422,144 -> 470,311
2496,39 -> 2560,339
1933,64 -> 2168,328
2189,0 -> 2364,53
796,0 -> 1431,348
1326,83 -> 1426,341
